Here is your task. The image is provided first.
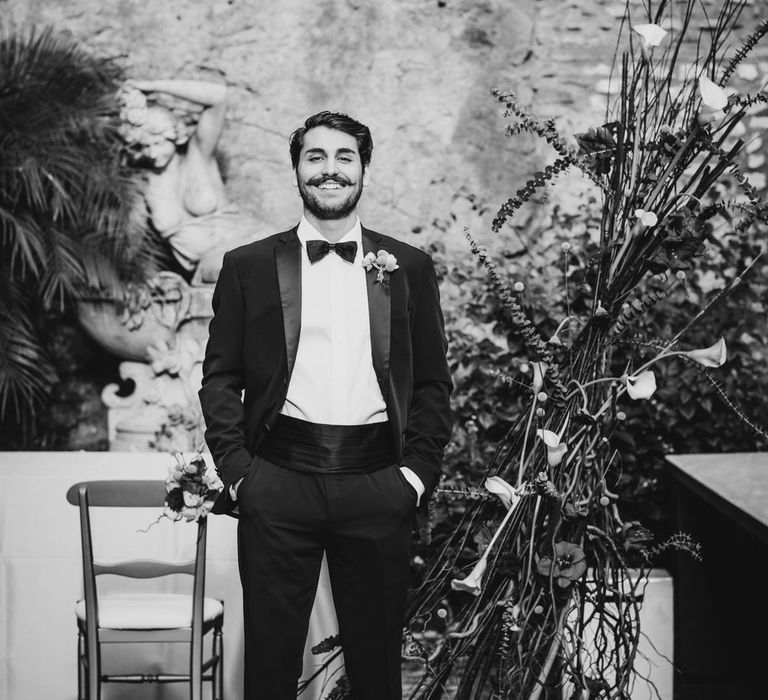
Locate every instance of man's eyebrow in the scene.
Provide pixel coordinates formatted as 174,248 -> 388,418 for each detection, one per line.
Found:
303,147 -> 358,157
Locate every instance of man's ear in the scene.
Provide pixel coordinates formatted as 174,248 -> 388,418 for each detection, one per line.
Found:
362,166 -> 370,188
291,168 -> 298,187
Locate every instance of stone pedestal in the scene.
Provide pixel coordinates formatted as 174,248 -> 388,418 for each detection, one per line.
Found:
81,276 -> 213,453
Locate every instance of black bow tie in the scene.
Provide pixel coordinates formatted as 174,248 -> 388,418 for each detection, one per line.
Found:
306,239 -> 358,264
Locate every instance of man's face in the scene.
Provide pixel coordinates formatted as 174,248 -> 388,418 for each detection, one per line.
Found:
293,126 -> 369,220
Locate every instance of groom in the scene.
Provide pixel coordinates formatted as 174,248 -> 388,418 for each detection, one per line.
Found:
199,111 -> 452,699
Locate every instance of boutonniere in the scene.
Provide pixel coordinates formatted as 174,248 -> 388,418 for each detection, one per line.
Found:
362,249 -> 399,284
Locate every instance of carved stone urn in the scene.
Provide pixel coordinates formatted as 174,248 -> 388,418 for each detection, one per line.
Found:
77,271 -> 211,452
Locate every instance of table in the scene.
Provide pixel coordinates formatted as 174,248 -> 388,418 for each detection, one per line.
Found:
666,452 -> 768,700
0,452 -> 341,700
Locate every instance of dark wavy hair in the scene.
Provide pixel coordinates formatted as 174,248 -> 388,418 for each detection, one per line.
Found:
289,111 -> 373,170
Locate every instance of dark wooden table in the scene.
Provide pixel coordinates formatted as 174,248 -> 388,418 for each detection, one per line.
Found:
666,452 -> 768,700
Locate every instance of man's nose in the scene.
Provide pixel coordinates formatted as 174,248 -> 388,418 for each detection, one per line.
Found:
322,159 -> 339,175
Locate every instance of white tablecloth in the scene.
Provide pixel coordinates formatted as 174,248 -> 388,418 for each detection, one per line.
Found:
0,451 -> 342,700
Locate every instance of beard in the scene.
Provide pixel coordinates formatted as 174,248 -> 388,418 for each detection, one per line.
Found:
298,175 -> 364,220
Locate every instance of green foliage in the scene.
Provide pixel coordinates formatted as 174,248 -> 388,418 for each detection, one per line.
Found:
405,2 -> 768,693
0,25 -> 159,441
615,215 -> 768,534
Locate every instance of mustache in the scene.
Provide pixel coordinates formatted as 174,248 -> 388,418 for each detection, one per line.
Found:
308,175 -> 352,186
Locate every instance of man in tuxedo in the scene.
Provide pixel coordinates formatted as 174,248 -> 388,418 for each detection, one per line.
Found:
199,110 -> 452,699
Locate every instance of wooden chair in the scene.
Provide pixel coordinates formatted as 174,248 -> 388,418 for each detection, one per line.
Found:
66,480 -> 224,700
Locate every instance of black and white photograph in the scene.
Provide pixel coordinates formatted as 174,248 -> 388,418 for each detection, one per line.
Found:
1,1 -> 767,698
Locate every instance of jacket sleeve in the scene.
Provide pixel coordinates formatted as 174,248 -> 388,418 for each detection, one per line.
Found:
198,252 -> 254,488
401,254 -> 453,499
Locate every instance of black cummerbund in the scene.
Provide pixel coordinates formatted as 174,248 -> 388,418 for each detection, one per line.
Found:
257,414 -> 395,474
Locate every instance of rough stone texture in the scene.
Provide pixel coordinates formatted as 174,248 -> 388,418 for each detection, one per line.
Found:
4,0 -> 767,451
4,0 -> 766,254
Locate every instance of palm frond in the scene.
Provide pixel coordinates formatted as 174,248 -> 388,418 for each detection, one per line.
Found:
0,297 -> 56,428
0,23 -> 155,442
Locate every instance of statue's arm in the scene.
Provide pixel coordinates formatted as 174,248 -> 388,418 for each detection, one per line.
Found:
128,79 -> 227,158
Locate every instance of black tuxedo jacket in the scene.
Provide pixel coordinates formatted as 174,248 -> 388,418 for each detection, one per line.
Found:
198,225 -> 453,526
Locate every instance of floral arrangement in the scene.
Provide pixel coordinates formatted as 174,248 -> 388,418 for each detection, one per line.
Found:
363,249 -> 399,284
161,451 -> 222,523
397,1 -> 767,698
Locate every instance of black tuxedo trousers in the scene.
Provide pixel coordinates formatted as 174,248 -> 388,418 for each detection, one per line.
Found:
237,455 -> 416,699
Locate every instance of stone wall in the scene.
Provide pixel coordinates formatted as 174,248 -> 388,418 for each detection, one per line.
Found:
4,0 -> 766,253
4,0 -> 767,450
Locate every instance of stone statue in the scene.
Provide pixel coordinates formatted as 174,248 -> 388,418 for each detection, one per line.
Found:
87,77 -> 267,452
117,78 -> 262,284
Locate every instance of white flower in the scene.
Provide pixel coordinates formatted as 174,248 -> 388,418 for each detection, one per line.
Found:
183,461 -> 199,475
698,76 -> 728,111
204,470 -> 224,491
485,475 -> 520,510
536,429 -> 568,467
624,370 -> 657,400
634,209 -> 658,227
120,85 -> 147,110
163,505 -> 183,521
451,557 -> 487,596
362,251 -> 376,270
681,338 -> 727,367
181,506 -> 199,522
633,23 -> 667,48
451,488 -> 523,596
363,248 -> 399,283
183,491 -> 204,508
124,105 -> 148,127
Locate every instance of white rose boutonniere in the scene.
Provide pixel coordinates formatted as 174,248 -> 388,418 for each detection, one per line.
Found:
363,249 -> 399,284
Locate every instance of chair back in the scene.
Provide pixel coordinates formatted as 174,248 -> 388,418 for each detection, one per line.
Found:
66,480 -> 208,644
66,479 -> 166,508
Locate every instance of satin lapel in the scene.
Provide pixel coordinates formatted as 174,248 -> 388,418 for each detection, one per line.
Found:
362,229 -> 391,398
275,229 -> 302,380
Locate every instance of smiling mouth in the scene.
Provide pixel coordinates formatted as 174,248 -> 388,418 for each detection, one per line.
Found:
310,177 -> 351,190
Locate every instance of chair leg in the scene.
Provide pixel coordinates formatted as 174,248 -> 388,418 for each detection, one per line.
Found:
214,626 -> 224,700
85,633 -> 101,700
77,631 -> 85,700
191,632 -> 203,700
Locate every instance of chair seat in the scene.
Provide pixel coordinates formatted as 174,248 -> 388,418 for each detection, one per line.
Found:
75,593 -> 224,629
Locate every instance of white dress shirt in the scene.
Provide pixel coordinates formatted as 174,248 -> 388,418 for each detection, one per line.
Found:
281,217 -> 387,424
233,216 -> 424,503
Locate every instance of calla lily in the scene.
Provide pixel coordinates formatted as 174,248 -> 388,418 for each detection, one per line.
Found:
681,338 -> 727,367
451,484 -> 524,596
532,361 -> 548,393
634,208 -> 658,227
485,475 -> 521,511
698,76 -> 728,111
451,558 -> 487,596
536,428 -> 568,467
624,370 -> 657,400
633,23 -> 667,48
